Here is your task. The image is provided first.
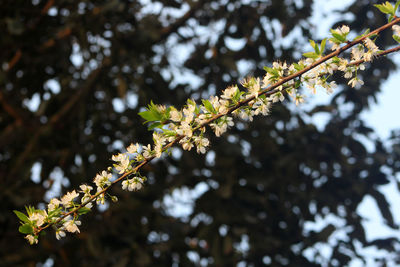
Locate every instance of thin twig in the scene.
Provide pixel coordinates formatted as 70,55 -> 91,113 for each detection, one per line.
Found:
35,17 -> 400,235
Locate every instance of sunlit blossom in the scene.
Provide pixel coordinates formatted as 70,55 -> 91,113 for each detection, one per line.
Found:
61,190 -> 79,208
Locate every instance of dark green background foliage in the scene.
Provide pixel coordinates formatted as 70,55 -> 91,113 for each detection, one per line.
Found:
1,0 -> 400,266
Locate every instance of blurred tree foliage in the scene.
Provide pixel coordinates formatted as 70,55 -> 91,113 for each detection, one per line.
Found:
1,0 -> 400,266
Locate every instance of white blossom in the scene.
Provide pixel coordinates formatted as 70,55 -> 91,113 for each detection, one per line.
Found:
25,235 -> 38,245
393,25 -> 400,36
195,113 -> 210,125
122,177 -> 144,191
193,135 -> 210,154
239,109 -> 254,121
48,198 -> 60,212
210,116 -> 233,137
61,190 -> 79,208
112,153 -> 130,174
170,109 -> 182,122
293,94 -> 304,106
253,98 -> 271,116
270,92 -> 285,103
79,184 -> 93,203
127,143 -> 140,154
29,211 -> 47,227
221,85 -> 238,99
153,132 -> 167,146
263,73 -> 273,87
56,229 -> 66,240
344,67 -> 354,79
96,193 -> 105,205
142,144 -> 152,158
93,170 -> 112,189
348,77 -> 364,88
246,77 -> 261,98
63,216 -> 81,233
329,41 -> 341,51
177,121 -> 193,137
180,137 -> 194,151
339,25 -> 350,34
363,38 -> 379,61
183,101 -> 196,122
351,45 -> 364,61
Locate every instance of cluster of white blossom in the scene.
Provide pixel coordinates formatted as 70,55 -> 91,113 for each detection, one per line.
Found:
15,5 -> 400,245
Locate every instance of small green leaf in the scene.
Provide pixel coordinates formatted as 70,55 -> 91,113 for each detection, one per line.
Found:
355,28 -> 370,40
263,66 -> 279,77
263,66 -> 273,73
303,52 -> 318,59
187,99 -> 196,106
330,31 -> 346,43
293,63 -> 304,71
162,130 -> 177,137
374,1 -> 395,15
47,208 -> 61,218
320,38 -> 327,54
331,56 -> 341,64
385,1 -> 395,14
138,110 -> 158,122
201,99 -> 217,114
77,207 -> 91,215
148,122 -> 163,130
395,0 -> 400,12
14,210 -> 30,223
374,3 -> 392,14
389,14 -> 394,23
232,90 -> 245,102
25,205 -> 36,217
309,39 -> 316,49
19,223 -> 33,234
294,80 -> 301,89
309,39 -> 320,55
393,35 -> 400,43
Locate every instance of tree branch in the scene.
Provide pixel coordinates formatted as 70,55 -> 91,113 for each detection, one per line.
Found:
33,17 -> 400,236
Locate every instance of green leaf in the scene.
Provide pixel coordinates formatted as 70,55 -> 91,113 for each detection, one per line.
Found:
386,1 -> 395,14
187,99 -> 196,106
263,66 -> 279,77
309,39 -> 316,49
232,90 -> 245,102
19,223 -> 33,234
14,210 -> 30,223
138,110 -> 158,122
148,122 -> 163,130
303,52 -> 318,59
47,208 -> 61,218
294,80 -> 301,89
293,63 -> 304,71
162,130 -> 177,137
78,207 -> 91,215
374,2 -> 394,15
320,38 -> 327,54
395,0 -> 400,13
309,39 -> 320,55
25,205 -> 36,217
355,28 -> 370,40
389,14 -> 394,23
393,35 -> 400,43
263,66 -> 273,73
201,99 -> 217,114
330,31 -> 346,43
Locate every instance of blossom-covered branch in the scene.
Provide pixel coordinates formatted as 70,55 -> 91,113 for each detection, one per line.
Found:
15,2 -> 400,245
